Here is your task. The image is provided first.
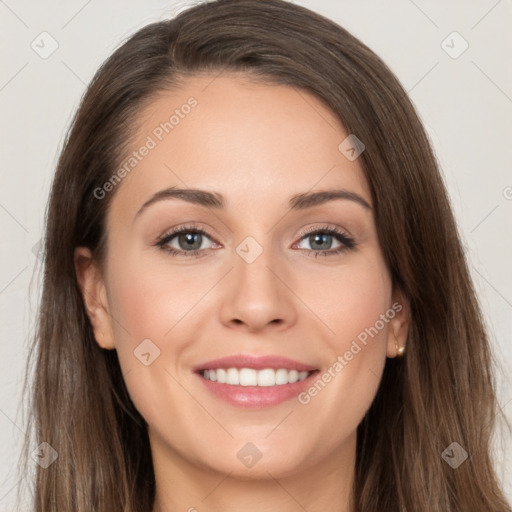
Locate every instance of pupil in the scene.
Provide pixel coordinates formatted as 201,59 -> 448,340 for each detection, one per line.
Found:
311,233 -> 331,250
181,233 -> 201,250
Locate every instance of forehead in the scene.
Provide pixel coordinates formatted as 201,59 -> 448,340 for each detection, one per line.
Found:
109,72 -> 371,218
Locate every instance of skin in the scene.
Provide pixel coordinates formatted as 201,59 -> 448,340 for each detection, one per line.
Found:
75,72 -> 410,512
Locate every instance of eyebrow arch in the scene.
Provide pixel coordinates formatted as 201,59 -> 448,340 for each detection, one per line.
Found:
134,186 -> 372,220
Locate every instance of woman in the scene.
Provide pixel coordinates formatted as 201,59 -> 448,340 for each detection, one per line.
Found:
19,0 -> 511,510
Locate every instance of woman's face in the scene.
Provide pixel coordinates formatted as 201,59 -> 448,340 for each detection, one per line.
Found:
76,72 -> 409,480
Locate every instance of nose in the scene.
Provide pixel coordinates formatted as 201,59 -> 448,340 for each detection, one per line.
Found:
219,246 -> 298,333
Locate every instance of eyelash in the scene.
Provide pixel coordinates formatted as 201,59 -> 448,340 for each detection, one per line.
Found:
154,223 -> 357,259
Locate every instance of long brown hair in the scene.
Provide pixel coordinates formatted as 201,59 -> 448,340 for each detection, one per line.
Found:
18,0 -> 511,510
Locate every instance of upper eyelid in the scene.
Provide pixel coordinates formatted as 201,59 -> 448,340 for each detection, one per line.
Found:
298,224 -> 351,237
157,225 -> 212,243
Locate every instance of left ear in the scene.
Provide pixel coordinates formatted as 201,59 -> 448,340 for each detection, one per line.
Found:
386,287 -> 411,358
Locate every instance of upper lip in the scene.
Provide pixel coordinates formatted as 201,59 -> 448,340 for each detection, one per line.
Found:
192,355 -> 318,373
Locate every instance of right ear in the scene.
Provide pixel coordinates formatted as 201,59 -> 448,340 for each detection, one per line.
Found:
74,247 -> 116,350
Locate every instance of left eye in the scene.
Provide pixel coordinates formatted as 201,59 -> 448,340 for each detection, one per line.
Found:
295,231 -> 343,251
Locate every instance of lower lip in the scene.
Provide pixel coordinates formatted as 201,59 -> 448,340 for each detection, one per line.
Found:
196,371 -> 319,408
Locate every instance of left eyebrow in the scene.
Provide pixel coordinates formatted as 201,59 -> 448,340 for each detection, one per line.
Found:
288,189 -> 372,210
134,186 -> 372,221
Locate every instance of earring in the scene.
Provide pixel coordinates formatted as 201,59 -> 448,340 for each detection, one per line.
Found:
395,336 -> 405,356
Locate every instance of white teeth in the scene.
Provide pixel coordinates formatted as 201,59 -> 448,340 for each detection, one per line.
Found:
275,368 -> 289,385
202,367 -> 312,386
226,367 -> 239,385
216,368 -> 226,384
239,368 -> 257,386
288,370 -> 299,383
257,368 -> 275,387
298,371 -> 309,381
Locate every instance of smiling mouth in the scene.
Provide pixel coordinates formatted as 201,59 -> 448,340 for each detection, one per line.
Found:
200,368 -> 316,386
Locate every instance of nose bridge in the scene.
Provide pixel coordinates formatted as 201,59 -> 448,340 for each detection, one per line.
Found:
234,232 -> 282,301
218,231 -> 297,331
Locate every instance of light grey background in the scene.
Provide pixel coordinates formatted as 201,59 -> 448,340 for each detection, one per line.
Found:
1,0 -> 511,509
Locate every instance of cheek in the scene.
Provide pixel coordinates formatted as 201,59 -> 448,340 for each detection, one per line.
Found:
106,250 -> 203,346
103,250 -> 189,391
104,257 -> 203,433
104,249 -> 224,405
332,259 -> 391,379
293,255 -> 391,422
109,277 -> 168,349
302,252 -> 392,350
